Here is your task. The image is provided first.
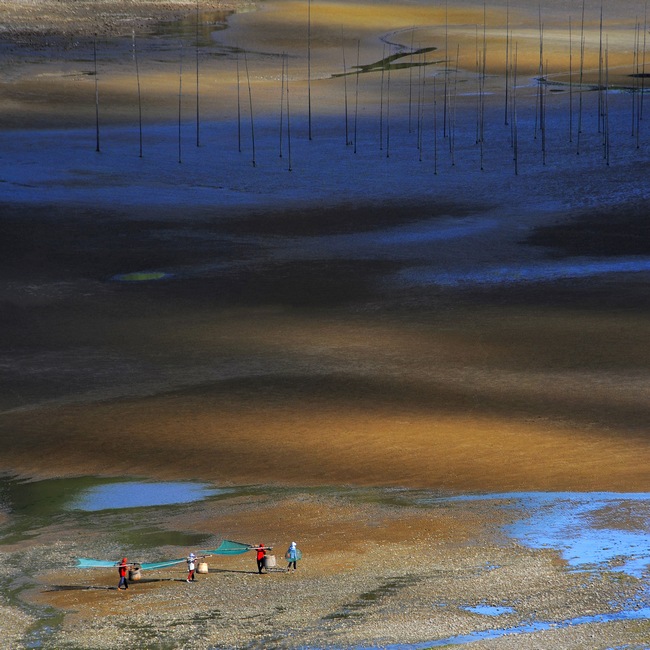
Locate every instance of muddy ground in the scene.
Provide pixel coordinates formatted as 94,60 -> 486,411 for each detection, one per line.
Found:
0,0 -> 648,648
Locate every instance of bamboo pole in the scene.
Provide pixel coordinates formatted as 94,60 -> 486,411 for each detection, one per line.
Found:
354,39 -> 360,154
286,53 -> 292,171
637,0 -> 648,124
576,0 -> 586,155
418,49 -> 426,161
386,45 -> 391,158
307,0 -> 312,140
433,75 -> 438,174
480,2 -> 487,170
504,0 -> 510,126
279,53 -> 285,158
475,25 -> 480,145
409,28 -> 415,134
510,26 -> 515,149
178,44 -> 183,164
450,43 -> 459,166
535,4 -> 543,140
638,2 -> 647,149
195,0 -> 200,148
380,44 -> 385,151
633,20 -> 639,139
481,0 -> 487,146
236,50 -> 242,153
569,17 -> 573,143
598,4 -> 604,134
416,47 -> 423,152
603,36 -> 610,164
94,36 -> 100,153
541,59 -> 547,165
244,50 -> 256,167
513,42 -> 519,175
132,31 -> 143,158
341,32 -> 351,146
443,0 -> 449,138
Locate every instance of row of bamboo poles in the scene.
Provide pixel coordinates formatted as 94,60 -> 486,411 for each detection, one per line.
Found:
90,0 -> 649,174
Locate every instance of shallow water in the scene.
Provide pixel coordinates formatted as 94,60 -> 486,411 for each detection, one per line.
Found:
357,605 -> 650,648
3,481 -> 649,648
69,480 -> 224,511
0,475 -> 225,516
4,479 -> 648,579
0,475 -> 232,545
347,489 -> 650,648
398,258 -> 650,287
461,604 -> 516,616
435,492 -> 650,578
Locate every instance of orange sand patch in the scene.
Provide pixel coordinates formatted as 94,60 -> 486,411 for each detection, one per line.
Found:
0,0 -> 643,128
3,395 -> 648,492
1,305 -> 648,491
29,494 -> 508,620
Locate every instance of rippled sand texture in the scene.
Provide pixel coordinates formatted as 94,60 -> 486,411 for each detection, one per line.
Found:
0,0 -> 649,493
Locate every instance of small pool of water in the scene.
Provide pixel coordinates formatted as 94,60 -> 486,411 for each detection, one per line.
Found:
0,475 -> 232,544
69,481 -> 226,511
461,604 -> 515,616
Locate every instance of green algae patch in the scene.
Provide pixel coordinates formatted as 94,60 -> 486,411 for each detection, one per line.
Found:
112,271 -> 170,282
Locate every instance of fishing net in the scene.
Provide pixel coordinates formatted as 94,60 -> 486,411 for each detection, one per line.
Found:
76,558 -> 118,569
76,557 -> 186,570
139,558 -> 185,570
202,539 -> 252,555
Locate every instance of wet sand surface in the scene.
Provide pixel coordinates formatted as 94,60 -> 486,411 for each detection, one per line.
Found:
0,0 -> 649,648
1,196 -> 648,491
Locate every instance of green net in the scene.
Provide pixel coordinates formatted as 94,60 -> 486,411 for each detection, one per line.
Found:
76,558 -> 119,569
139,558 -> 185,570
76,557 -> 186,570
202,539 -> 252,556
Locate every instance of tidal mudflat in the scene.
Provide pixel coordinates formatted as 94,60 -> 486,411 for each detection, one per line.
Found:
0,0 -> 649,647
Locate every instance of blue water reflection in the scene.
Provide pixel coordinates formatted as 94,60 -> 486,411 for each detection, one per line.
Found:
69,481 -> 226,511
398,258 -> 650,287
355,606 -> 650,649
461,604 -> 515,616
443,492 -> 650,579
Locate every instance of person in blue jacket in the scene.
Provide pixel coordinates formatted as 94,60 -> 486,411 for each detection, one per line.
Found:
286,542 -> 299,571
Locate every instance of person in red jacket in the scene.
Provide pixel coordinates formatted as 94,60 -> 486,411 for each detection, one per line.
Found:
255,543 -> 267,574
117,558 -> 129,590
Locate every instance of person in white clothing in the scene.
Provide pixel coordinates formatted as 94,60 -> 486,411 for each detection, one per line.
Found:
187,553 -> 197,582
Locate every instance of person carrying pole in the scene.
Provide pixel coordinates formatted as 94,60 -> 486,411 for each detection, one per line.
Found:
117,557 -> 129,590
186,553 -> 197,582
